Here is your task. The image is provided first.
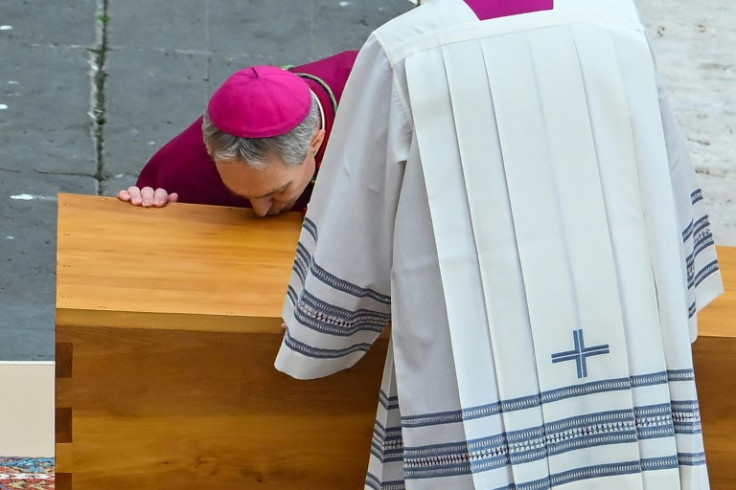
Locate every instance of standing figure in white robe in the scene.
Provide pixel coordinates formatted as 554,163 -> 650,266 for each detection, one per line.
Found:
274,0 -> 724,488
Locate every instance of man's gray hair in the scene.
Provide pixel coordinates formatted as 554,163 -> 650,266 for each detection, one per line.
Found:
203,91 -> 320,168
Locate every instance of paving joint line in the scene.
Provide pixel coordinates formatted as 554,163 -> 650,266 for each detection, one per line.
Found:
90,0 -> 109,195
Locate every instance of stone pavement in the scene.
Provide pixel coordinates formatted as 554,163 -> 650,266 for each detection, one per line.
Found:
0,0 -> 415,360
0,0 -> 733,361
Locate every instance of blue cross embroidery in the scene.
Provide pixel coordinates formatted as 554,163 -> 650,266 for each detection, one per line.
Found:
551,329 -> 610,379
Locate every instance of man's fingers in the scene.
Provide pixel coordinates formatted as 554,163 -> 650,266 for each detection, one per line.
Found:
152,188 -> 170,207
117,189 -> 131,202
126,186 -> 144,205
140,186 -> 155,207
118,186 -> 173,208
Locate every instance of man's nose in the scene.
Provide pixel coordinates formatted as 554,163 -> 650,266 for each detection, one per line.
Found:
250,199 -> 272,217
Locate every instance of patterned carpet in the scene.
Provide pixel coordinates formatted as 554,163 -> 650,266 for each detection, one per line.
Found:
0,458 -> 54,489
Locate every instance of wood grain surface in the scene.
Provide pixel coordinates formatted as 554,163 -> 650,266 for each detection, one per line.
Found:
693,245 -> 736,490
56,193 -> 304,332
55,194 -> 388,489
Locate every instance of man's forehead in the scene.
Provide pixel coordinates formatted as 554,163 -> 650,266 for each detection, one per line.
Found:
215,159 -> 292,198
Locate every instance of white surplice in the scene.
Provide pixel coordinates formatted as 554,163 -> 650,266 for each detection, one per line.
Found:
275,0 -> 723,488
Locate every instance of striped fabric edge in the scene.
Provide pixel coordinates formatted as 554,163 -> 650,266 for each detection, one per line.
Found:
379,390 -> 401,410
401,403 -> 700,479
490,455 -> 694,490
372,420 -> 405,464
289,287 -> 390,336
282,331 -> 373,359
302,216 -> 319,241
366,471 -> 406,490
292,242 -> 392,304
402,370 -> 693,428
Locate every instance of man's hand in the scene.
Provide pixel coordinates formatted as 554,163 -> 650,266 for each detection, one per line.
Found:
117,186 -> 179,208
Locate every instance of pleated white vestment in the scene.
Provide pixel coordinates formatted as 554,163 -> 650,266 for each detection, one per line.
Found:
275,0 -> 724,488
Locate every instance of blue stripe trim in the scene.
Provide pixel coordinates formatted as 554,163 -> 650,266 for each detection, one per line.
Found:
402,403 -> 702,479
293,244 -> 310,285
419,455 -> 704,488
671,400 -> 699,410
282,331 -> 371,359
673,422 -> 702,434
292,262 -> 307,284
302,217 -> 318,241
294,243 -> 391,304
293,289 -> 389,337
682,219 -> 694,242
286,285 -> 298,307
403,370 -> 694,428
688,301 -> 697,319
693,260 -> 720,288
678,452 -> 707,466
691,188 -> 704,205
671,400 -> 703,434
637,425 -> 676,439
692,215 -> 711,235
404,405 -> 704,478
404,458 -> 473,480
686,231 -> 713,271
633,403 -> 677,439
682,214 -> 711,247
685,215 -> 716,288
366,472 -> 406,490
371,444 -> 405,463
492,455 -> 693,489
553,457 -> 676,486
666,369 -> 695,382
373,422 -> 403,441
379,390 -> 400,410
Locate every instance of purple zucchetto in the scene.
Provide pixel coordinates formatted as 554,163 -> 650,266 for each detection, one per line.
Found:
207,66 -> 311,138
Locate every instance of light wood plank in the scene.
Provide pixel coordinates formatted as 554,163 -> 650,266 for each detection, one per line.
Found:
693,246 -> 736,490
56,194 -> 387,489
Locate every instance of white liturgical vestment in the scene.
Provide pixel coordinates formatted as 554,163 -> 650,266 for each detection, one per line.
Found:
275,0 -> 723,488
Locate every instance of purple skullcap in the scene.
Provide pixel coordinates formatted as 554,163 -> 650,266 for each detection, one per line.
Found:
207,66 -> 311,138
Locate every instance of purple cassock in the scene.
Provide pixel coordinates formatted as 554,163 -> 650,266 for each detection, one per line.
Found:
135,50 -> 358,210
464,0 -> 552,19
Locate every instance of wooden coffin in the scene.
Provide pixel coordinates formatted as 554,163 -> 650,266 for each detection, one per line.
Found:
55,193 -> 388,489
55,193 -> 735,489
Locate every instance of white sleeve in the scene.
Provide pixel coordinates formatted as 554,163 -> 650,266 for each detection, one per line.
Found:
275,36 -> 411,379
656,73 -> 723,341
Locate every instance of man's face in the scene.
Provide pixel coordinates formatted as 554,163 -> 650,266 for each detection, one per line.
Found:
215,128 -> 325,217
215,151 -> 316,217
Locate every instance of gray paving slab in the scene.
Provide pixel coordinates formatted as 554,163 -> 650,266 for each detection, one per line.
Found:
106,0 -> 207,52
102,47 -> 209,181
0,306 -> 55,361
207,0 -> 313,62
0,172 -> 97,360
0,0 -> 98,46
0,44 -> 97,175
312,0 -> 414,58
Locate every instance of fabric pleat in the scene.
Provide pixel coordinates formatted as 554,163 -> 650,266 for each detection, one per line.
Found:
405,12 -> 705,489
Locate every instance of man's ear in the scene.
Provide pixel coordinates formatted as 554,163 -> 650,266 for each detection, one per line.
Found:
310,128 -> 326,154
